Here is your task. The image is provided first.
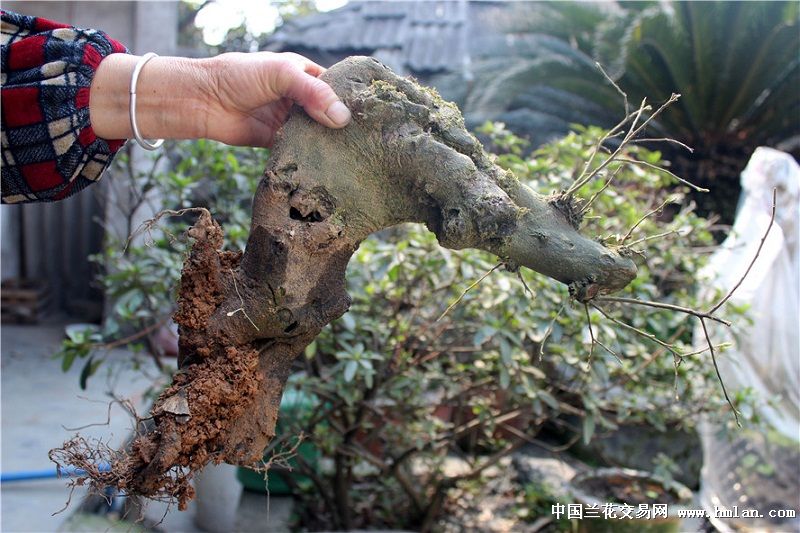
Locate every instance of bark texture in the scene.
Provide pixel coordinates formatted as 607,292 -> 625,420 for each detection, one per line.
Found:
52,57 -> 636,507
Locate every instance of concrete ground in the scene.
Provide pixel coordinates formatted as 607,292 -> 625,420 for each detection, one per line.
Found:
1,321 -> 292,532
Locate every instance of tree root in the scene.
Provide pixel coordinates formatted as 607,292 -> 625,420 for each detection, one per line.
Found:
51,56 -> 637,507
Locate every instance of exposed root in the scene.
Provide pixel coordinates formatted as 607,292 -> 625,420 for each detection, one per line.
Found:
50,56 -> 643,511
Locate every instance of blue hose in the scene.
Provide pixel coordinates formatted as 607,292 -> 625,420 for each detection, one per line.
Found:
1,463 -> 111,483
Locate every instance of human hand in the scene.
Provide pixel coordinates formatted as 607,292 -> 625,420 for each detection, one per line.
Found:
90,52 -> 351,147
201,52 -> 351,147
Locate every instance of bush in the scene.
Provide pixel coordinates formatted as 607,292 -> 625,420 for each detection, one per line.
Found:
273,124 -> 735,530
59,124 -> 742,530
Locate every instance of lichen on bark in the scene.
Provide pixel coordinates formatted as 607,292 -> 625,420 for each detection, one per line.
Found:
51,56 -> 636,507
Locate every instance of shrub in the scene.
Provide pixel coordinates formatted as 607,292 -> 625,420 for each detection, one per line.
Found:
59,124 -> 741,530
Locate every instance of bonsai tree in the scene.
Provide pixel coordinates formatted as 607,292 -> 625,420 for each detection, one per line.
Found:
52,56 -> 739,511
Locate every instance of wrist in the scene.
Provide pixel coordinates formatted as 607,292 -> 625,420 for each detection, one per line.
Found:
90,54 -> 214,141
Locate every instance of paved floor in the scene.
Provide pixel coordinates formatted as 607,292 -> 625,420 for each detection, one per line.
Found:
1,320 -> 292,532
2,320 -> 162,532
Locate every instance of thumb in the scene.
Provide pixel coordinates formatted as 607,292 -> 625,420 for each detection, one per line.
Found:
275,63 -> 351,128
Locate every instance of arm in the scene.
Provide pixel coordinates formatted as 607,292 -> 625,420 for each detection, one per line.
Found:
1,10 -> 128,203
89,52 -> 351,148
1,10 -> 350,204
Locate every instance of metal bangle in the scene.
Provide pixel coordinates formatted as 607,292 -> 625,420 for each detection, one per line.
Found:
129,52 -> 164,150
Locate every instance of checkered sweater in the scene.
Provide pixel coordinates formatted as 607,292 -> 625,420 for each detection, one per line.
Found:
1,10 -> 128,203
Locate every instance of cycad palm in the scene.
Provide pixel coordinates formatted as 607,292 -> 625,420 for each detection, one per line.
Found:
467,1 -> 799,222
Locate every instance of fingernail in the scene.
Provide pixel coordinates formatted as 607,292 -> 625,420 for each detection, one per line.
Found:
325,101 -> 351,126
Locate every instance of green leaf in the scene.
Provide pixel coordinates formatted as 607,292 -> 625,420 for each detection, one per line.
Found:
79,357 -> 103,390
582,413 -> 596,445
61,348 -> 78,372
341,313 -> 356,332
538,391 -> 559,410
499,338 -> 513,366
499,366 -> 510,390
344,360 -> 358,382
305,341 -> 317,359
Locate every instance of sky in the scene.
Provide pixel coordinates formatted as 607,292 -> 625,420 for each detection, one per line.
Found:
190,0 -> 348,46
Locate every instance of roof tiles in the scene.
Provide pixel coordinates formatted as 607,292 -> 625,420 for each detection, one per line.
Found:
266,0 -> 485,74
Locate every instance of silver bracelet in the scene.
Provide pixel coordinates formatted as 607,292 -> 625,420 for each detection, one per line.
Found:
129,52 -> 164,150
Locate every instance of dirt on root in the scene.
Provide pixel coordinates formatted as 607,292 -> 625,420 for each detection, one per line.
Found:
50,212 -> 274,511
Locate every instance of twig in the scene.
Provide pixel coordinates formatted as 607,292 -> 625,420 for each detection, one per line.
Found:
596,61 -> 629,116
538,301 -> 567,362
517,270 -> 535,298
591,304 -> 682,358
579,166 -> 623,215
619,197 -> 674,245
625,229 -> 685,248
617,327 -> 687,387
596,338 -> 623,365
596,296 -> 730,326
61,400 -> 113,431
584,304 -> 595,363
94,315 -> 171,351
572,107 -> 641,189
632,138 -> 694,153
700,318 -> 741,427
617,156 -> 708,192
437,263 -> 503,321
567,99 -> 649,195
708,188 -> 777,314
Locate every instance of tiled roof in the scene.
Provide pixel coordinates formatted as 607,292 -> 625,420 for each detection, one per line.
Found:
265,1 -> 505,75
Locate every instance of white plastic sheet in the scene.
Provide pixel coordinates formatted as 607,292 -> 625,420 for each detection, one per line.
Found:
697,147 -> 800,531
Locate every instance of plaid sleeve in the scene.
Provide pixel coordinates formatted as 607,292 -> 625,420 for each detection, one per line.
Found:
1,10 -> 129,203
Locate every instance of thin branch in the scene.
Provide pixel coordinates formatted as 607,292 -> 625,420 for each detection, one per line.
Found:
625,228 -> 684,248
572,107 -> 642,190
617,156 -> 708,192
124,207 -> 211,252
567,98 -> 652,195
596,338 -> 623,365
61,400 -> 114,432
591,304 -> 681,358
579,166 -> 623,215
596,296 -> 730,326
700,318 -> 741,427
619,327 -> 687,386
619,197 -> 673,245
595,61 -> 629,116
538,302 -> 567,362
584,304 -> 595,363
631,138 -> 694,153
437,262 -> 503,321
517,270 -> 535,298
95,315 -> 171,351
708,188 -> 777,314
569,93 -> 684,197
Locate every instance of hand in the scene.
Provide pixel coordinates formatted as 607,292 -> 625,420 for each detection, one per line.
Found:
90,52 -> 351,147
203,52 -> 351,147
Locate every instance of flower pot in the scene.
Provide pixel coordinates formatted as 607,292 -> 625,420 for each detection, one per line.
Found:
193,462 -> 244,532
568,468 -> 693,533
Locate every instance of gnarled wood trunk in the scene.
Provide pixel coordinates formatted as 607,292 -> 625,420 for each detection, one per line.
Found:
53,57 -> 636,508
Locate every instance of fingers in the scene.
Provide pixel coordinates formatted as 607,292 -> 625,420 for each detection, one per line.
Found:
281,52 -> 326,77
273,59 -> 351,129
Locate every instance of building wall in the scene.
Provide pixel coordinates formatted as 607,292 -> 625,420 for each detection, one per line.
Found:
1,1 -> 179,319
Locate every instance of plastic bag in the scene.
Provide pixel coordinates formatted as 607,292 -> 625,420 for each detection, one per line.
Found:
697,147 -> 800,531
